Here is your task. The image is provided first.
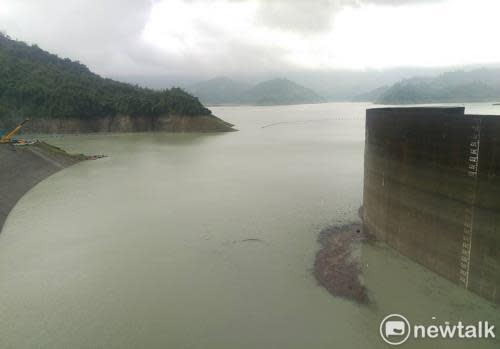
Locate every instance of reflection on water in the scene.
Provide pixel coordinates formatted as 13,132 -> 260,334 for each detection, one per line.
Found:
0,103 -> 498,348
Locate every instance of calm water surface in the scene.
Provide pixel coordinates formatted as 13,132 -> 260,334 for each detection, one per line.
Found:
1,102 -> 499,348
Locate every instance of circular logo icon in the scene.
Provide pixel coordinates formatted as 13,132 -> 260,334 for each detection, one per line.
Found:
379,314 -> 411,346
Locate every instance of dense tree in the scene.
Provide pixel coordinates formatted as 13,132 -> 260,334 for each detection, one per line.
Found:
0,33 -> 211,128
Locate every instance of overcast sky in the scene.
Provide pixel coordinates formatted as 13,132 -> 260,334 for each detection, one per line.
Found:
1,0 -> 499,79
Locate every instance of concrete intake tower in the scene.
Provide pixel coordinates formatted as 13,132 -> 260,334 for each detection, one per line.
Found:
363,107 -> 500,304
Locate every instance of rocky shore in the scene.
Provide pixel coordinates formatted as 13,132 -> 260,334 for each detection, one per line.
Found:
17,114 -> 236,134
313,223 -> 368,304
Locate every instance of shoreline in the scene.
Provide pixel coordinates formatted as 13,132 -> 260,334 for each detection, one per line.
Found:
0,142 -> 93,232
4,115 -> 236,135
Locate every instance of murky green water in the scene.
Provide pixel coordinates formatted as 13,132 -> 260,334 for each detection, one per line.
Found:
1,102 -> 499,348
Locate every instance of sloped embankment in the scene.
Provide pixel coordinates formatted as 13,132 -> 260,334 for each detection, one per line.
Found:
0,142 -> 87,232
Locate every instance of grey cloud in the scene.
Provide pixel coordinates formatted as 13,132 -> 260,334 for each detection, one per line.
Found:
254,0 -> 444,34
0,0 -> 294,78
363,0 -> 442,4
0,0 -> 153,73
182,0 -> 444,35
255,0 -> 344,33
0,0 -> 446,80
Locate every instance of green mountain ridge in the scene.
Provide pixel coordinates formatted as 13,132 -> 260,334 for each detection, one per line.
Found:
0,33 -> 212,130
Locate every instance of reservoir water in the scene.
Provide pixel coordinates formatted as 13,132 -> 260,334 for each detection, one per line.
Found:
1,102 -> 499,348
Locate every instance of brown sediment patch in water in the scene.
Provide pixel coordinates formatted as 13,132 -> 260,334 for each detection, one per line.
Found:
313,223 -> 369,304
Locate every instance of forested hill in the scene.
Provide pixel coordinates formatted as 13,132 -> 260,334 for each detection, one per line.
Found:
0,33 -> 211,126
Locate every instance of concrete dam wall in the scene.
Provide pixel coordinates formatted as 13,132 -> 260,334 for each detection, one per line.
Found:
363,107 -> 500,304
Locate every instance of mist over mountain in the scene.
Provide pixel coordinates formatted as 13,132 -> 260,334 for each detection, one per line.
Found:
352,86 -> 390,102
375,68 -> 500,104
185,77 -> 323,106
240,78 -> 323,106
111,64 -> 500,104
188,77 -> 252,105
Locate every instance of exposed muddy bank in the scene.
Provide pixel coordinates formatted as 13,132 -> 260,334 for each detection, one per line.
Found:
15,114 -> 236,134
313,223 -> 369,304
0,142 -> 88,232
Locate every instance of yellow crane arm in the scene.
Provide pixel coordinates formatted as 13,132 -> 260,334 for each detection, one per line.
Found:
0,119 -> 30,143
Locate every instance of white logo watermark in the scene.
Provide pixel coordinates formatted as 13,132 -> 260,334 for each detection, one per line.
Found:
379,313 -> 496,346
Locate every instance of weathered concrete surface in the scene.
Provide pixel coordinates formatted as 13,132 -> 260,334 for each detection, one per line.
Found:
0,142 -> 84,232
363,107 -> 500,304
6,114 -> 236,134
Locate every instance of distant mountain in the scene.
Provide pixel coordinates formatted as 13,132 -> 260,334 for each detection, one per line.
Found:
189,77 -> 324,106
375,69 -> 500,104
241,78 -> 324,106
188,77 -> 251,105
352,85 -> 390,102
114,64 -> 500,103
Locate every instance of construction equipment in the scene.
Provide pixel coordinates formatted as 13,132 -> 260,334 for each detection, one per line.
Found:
0,119 -> 30,144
